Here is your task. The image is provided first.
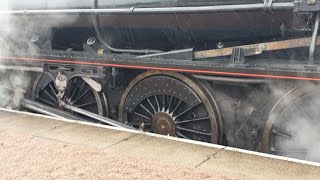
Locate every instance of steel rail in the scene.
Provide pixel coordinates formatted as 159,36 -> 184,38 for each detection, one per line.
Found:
0,3 -> 294,15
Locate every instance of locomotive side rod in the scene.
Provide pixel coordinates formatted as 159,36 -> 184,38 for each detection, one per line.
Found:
60,101 -> 135,130
194,36 -> 320,59
21,98 -> 135,129
0,3 -> 294,15
21,98 -> 86,121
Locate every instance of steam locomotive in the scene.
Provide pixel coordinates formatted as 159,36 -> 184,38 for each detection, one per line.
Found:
0,0 -> 320,162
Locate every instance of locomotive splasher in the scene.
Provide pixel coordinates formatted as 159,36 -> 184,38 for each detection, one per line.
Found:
1,0 -> 320,162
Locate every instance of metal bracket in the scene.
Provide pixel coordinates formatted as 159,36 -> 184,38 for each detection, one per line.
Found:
43,63 -> 105,81
230,48 -> 245,64
43,64 -> 105,105
264,0 -> 273,13
309,14 -> 320,65
55,69 -> 68,99
304,64 -> 318,71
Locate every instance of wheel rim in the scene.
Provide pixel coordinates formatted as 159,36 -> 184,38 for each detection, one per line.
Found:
262,84 -> 320,161
119,71 -> 219,143
32,73 -> 107,117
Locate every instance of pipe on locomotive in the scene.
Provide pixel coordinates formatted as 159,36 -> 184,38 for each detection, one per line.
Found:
91,0 -> 162,54
0,2 -> 294,54
0,3 -> 294,15
192,74 -> 271,84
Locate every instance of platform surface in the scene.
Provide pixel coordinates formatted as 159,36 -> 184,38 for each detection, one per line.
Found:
0,109 -> 319,179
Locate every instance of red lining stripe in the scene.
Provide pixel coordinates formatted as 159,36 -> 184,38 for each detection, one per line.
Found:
1,56 -> 320,81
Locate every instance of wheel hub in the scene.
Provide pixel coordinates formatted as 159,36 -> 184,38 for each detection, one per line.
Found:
152,112 -> 175,136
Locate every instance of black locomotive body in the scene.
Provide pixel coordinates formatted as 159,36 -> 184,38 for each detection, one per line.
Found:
1,0 -> 320,162
3,0 -> 299,51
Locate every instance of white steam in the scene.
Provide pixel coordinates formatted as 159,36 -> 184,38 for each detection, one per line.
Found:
0,1 -> 31,109
270,84 -> 320,163
0,1 -> 79,109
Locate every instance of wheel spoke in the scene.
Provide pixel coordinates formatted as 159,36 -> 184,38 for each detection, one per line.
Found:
167,96 -> 173,112
48,83 -> 57,95
175,116 -> 209,124
72,88 -> 90,104
134,112 -> 152,120
73,78 -> 78,85
176,131 -> 190,139
140,104 -> 154,117
272,129 -> 295,140
174,104 -> 199,119
43,89 -> 57,102
154,95 -> 160,111
78,80 -> 85,92
38,96 -> 55,106
69,88 -> 77,101
162,95 -> 165,111
147,98 -> 156,114
76,101 -> 96,108
176,126 -> 211,136
171,99 -> 182,115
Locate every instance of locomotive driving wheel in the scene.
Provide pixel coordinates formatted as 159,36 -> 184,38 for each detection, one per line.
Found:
31,73 -> 108,118
262,84 -> 320,162
119,71 -> 221,143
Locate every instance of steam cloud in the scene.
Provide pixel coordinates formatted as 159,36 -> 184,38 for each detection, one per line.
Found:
271,85 -> 320,162
0,1 -> 31,109
0,1 -> 79,109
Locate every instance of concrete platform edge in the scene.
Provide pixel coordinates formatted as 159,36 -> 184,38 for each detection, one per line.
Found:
1,107 -> 320,168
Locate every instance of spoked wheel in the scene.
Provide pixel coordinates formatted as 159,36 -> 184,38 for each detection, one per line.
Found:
31,73 -> 108,118
119,71 -> 221,143
262,84 -> 320,162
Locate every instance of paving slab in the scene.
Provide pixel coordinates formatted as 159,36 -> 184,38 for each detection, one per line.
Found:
197,147 -> 320,180
35,123 -> 138,149
0,112 -> 67,134
107,133 -> 223,168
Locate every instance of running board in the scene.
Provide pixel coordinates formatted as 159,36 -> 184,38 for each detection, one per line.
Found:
194,36 -> 320,59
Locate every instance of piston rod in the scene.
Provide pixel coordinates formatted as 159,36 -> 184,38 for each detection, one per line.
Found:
61,102 -> 135,129
21,98 -> 85,121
